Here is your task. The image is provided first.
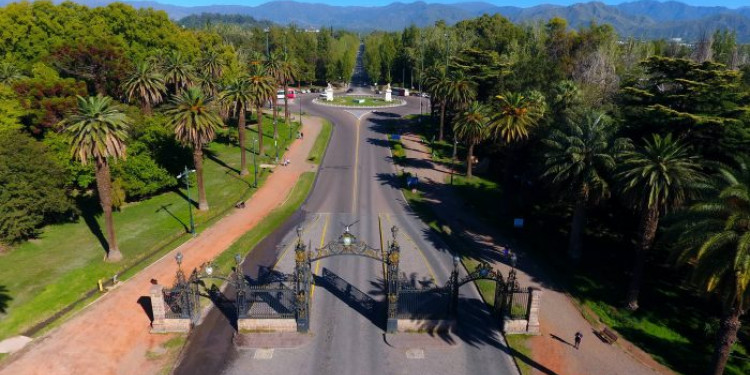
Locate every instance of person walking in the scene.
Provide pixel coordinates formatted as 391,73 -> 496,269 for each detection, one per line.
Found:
574,331 -> 583,350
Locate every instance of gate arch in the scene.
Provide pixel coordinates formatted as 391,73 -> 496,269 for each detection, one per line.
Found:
295,225 -> 401,333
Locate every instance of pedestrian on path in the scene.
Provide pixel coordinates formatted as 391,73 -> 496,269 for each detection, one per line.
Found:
574,331 -> 583,349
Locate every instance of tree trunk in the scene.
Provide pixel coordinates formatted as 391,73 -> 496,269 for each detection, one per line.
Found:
626,206 -> 659,311
95,158 -> 122,262
143,101 -> 152,116
439,100 -> 446,142
194,148 -> 209,211
710,303 -> 743,375
568,193 -> 587,260
238,106 -> 249,176
256,104 -> 264,155
272,96 -> 278,139
466,143 -> 474,179
284,82 -> 290,125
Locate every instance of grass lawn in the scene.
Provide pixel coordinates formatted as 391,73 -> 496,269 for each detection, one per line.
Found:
307,119 -> 332,164
325,96 -> 394,107
0,114 -> 299,341
505,335 -> 533,375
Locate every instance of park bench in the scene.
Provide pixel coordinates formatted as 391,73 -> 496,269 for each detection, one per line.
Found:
598,327 -> 618,344
259,163 -> 276,170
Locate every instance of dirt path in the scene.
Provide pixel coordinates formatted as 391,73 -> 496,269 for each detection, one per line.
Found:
397,132 -> 675,375
0,115 -> 323,375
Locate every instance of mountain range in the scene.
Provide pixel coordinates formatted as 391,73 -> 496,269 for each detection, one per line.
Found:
5,1 -> 750,41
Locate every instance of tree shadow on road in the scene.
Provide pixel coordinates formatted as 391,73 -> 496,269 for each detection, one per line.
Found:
315,267 -> 385,330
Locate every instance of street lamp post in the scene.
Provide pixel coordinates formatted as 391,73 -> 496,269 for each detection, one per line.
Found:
451,137 -> 458,185
264,28 -> 270,58
253,137 -> 258,188
274,138 -> 279,164
177,166 -> 197,236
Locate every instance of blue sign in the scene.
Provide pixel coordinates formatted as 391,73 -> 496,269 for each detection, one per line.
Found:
513,218 -> 524,228
391,134 -> 401,141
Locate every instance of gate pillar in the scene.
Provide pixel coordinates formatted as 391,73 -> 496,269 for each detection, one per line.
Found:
294,227 -> 310,333
386,226 -> 401,333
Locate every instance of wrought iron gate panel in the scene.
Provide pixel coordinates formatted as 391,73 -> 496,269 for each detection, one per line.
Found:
397,287 -> 451,319
239,284 -> 297,319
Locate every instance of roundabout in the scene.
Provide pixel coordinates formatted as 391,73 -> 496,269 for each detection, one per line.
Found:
312,94 -> 406,108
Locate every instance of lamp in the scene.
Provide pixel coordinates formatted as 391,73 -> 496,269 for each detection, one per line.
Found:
175,252 -> 183,267
205,263 -> 213,276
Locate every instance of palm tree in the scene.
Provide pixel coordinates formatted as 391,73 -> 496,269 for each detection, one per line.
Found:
542,111 -> 630,259
247,65 -> 276,155
669,160 -> 750,375
265,51 -> 283,139
220,77 -> 253,176
489,91 -> 545,144
453,102 -> 489,179
63,96 -> 130,262
122,60 -> 166,114
162,50 -> 194,94
278,52 -> 298,126
195,71 -> 219,98
424,67 -> 449,141
443,71 -> 477,141
166,88 -> 223,211
617,133 -> 704,310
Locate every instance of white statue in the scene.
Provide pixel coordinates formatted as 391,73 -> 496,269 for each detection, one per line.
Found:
384,83 -> 392,102
325,82 -> 334,101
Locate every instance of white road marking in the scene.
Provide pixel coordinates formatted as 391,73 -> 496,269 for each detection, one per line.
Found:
405,348 -> 424,359
253,348 -> 274,360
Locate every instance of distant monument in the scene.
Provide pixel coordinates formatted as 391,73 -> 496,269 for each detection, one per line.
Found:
384,83 -> 392,102
325,82 -> 334,101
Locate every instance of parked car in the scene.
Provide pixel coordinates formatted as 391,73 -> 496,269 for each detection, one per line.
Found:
287,89 -> 296,98
276,90 -> 285,100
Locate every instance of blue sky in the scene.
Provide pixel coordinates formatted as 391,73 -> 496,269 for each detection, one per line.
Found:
149,0 -> 748,8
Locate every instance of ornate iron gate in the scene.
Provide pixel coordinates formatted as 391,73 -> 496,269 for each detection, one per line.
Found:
297,225 -> 401,333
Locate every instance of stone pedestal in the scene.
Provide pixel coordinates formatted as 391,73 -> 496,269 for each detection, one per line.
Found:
385,83 -> 392,102
526,287 -> 542,335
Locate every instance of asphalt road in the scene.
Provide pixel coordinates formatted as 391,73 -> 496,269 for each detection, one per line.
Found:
174,47 -> 518,375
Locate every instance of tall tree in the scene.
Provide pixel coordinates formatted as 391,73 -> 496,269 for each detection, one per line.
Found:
617,133 -> 704,310
453,102 -> 489,179
442,71 -> 477,141
542,111 -> 630,259
0,63 -> 25,85
63,95 -> 130,262
220,77 -> 253,176
246,64 -> 275,156
265,51 -> 283,138
122,60 -> 166,114
166,88 -> 222,211
278,52 -> 298,126
424,67 -> 448,141
669,160 -> 750,375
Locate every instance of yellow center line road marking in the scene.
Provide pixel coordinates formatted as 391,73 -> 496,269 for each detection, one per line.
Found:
351,119 -> 360,214
386,214 -> 437,282
310,214 -> 330,300
271,214 -> 321,269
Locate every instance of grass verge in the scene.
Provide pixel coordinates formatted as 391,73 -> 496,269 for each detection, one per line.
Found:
307,119 -> 332,164
505,335 -> 533,375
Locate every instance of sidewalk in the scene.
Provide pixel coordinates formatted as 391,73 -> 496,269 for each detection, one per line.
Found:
0,115 -> 322,375
397,132 -> 675,375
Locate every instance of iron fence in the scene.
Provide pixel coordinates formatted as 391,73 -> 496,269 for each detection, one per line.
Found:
397,287 -> 451,319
